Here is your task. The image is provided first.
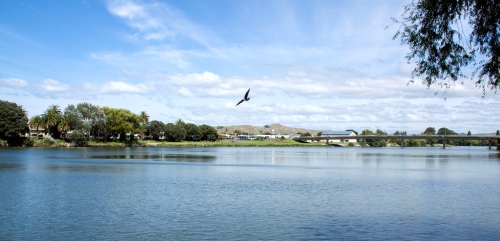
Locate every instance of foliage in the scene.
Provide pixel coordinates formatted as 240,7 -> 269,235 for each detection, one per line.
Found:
422,127 -> 438,145
199,124 -> 219,141
422,127 -> 436,135
184,123 -> 202,141
103,107 -> 144,141
29,115 -> 44,134
0,100 -> 29,145
147,120 -> 165,141
42,105 -> 62,137
43,136 -> 55,146
64,104 -> 83,130
23,137 -> 36,147
437,127 -> 457,135
347,142 -> 355,147
392,0 -> 500,95
299,132 -> 312,137
69,130 -> 88,146
360,129 -> 387,147
58,115 -> 71,138
140,111 -> 150,124
164,123 -> 186,142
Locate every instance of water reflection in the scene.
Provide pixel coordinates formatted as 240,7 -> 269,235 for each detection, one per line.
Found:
48,154 -> 216,163
0,164 -> 25,170
43,165 -> 134,173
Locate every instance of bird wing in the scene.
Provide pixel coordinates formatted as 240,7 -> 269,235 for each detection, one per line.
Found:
236,99 -> 245,106
244,88 -> 250,99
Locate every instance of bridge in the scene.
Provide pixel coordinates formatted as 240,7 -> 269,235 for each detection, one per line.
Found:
292,135 -> 499,150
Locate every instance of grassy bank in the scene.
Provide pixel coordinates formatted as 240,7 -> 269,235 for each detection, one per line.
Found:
86,139 -> 329,147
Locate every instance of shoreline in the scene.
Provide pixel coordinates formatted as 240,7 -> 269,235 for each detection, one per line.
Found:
3,138 -> 491,148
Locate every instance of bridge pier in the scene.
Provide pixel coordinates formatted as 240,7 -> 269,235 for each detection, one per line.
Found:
442,139 -> 446,149
362,139 -> 365,148
400,138 -> 404,148
489,140 -> 492,150
326,139 -> 329,147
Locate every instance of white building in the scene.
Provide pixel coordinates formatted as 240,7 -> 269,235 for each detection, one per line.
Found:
321,131 -> 357,143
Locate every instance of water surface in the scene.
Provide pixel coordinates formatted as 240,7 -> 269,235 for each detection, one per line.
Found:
1,147 -> 499,240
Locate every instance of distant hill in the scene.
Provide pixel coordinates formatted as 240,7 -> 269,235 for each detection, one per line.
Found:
215,123 -> 321,136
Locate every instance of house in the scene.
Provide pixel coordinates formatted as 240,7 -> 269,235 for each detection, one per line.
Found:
321,130 -> 357,143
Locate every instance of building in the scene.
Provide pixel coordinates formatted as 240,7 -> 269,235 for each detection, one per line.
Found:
321,130 -> 357,143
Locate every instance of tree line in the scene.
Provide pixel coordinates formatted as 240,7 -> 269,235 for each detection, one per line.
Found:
0,99 -> 219,146
358,127 -> 495,147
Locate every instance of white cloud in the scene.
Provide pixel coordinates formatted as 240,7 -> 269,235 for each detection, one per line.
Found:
105,0 -> 214,45
1,78 -> 29,87
39,79 -> 69,92
170,71 -> 221,86
100,81 -> 150,94
178,87 -> 193,97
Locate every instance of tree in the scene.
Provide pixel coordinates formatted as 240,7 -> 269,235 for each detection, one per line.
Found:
64,104 -> 83,131
422,127 -> 437,145
102,107 -> 144,141
392,0 -> 499,95
77,102 -> 93,138
437,127 -> 457,135
29,115 -> 44,136
0,100 -> 29,145
361,129 -> 387,147
140,111 -> 150,124
422,127 -> 436,135
199,124 -> 219,141
467,130 -> 472,135
42,105 -> 62,137
164,122 -> 186,141
147,120 -> 165,141
184,123 -> 202,141
58,115 -> 71,139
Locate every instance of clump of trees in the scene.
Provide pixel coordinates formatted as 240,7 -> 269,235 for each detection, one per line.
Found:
0,100 -> 220,146
0,100 -> 29,146
358,127 -> 492,147
360,129 -> 388,147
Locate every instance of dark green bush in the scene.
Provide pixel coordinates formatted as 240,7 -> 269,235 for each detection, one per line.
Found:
69,131 -> 87,146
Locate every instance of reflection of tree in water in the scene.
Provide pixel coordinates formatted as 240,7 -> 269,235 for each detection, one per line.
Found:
84,154 -> 216,162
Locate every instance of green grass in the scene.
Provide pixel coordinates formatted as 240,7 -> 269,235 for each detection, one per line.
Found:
83,138 -> 328,147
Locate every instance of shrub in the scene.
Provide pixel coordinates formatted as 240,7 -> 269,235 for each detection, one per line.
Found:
347,142 -> 355,147
23,137 -> 35,147
69,130 -> 87,147
42,136 -> 55,147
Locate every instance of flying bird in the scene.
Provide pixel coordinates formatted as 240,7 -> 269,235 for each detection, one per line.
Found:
236,88 -> 251,106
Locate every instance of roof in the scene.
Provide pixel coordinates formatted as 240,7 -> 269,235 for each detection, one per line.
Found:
322,131 -> 355,135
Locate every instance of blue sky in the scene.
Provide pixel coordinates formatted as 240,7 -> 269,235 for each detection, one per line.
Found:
1,0 -> 498,134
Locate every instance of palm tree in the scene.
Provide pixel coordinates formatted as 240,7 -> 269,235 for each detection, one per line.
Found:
140,111 -> 149,124
42,106 -> 61,137
58,115 -> 71,139
49,104 -> 61,115
29,115 -> 44,136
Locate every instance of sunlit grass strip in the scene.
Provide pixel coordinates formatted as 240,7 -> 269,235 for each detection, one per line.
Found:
84,139 -> 327,147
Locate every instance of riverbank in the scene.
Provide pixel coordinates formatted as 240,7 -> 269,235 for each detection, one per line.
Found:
19,138 -> 331,148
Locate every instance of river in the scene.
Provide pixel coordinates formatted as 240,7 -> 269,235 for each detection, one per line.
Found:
1,146 -> 499,240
